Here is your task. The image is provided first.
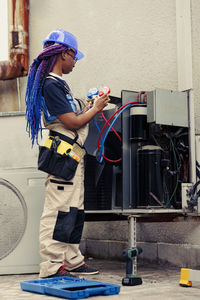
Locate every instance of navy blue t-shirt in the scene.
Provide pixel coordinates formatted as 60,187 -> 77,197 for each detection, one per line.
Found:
42,76 -> 74,117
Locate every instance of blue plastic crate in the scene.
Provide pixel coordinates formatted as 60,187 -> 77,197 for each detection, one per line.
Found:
20,276 -> 120,299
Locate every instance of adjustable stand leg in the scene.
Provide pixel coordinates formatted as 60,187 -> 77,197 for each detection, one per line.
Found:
122,215 -> 143,286
128,215 -> 137,274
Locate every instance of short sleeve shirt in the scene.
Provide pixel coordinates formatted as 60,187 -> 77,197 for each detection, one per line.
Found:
42,76 -> 73,116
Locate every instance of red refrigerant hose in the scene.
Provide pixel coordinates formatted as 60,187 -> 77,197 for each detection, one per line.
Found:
98,101 -> 139,163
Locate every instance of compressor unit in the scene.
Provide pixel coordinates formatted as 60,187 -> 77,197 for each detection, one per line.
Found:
84,88 -> 190,212
122,88 -> 189,210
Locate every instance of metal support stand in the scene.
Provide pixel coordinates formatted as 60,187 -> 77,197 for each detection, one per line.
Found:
122,215 -> 143,286
128,215 -> 137,273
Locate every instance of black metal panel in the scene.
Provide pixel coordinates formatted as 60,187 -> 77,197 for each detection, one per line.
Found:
121,90 -> 139,209
84,155 -> 113,210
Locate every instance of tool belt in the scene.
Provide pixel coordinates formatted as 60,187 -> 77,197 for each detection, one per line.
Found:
38,130 -> 86,181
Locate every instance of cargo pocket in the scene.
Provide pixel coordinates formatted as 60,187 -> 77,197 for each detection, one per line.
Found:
69,210 -> 85,244
38,146 -> 78,181
53,207 -> 82,244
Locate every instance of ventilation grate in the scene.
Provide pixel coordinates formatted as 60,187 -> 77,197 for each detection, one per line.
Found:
0,179 -> 27,260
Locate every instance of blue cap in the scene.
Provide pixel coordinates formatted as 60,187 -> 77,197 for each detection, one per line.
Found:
43,29 -> 84,60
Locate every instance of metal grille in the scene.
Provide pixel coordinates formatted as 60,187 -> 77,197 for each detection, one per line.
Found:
0,179 -> 27,260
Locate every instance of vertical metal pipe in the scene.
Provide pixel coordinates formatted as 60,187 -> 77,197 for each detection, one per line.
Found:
128,216 -> 136,248
176,0 -> 193,90
0,0 -> 29,79
188,89 -> 196,184
16,78 -> 21,111
128,215 -> 137,274
176,0 -> 197,194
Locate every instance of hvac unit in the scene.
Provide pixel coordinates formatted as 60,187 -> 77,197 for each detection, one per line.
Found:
0,168 -> 46,274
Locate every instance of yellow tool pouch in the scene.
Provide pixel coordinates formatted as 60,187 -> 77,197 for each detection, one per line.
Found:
38,130 -> 86,181
44,136 -> 73,156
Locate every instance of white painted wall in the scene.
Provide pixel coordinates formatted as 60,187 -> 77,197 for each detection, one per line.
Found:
0,115 -> 38,168
28,0 -> 178,98
192,0 -> 200,132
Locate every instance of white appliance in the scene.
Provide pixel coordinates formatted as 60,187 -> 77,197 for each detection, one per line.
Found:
0,168 -> 46,274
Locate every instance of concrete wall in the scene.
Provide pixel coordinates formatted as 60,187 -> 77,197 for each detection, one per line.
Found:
82,218 -> 200,268
1,0 -> 200,268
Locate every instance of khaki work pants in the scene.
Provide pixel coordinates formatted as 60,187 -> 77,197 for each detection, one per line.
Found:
39,159 -> 85,278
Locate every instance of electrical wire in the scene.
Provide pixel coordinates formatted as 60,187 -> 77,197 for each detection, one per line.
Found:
165,136 -> 179,208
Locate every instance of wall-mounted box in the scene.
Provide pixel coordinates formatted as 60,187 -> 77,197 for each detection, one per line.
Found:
147,88 -> 188,127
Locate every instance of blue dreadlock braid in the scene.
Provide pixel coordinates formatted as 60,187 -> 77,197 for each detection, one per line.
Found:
25,44 -> 68,146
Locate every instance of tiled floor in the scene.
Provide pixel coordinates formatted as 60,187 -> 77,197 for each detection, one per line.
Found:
0,259 -> 199,300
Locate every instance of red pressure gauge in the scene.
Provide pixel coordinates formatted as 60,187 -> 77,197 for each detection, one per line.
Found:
99,86 -> 111,97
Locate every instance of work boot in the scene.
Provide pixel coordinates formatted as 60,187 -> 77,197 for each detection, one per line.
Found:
68,264 -> 99,275
47,265 -> 78,278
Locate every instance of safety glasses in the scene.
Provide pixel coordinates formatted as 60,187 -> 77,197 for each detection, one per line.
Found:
66,48 -> 78,63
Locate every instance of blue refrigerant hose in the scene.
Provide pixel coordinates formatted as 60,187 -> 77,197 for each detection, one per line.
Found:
97,104 -> 133,163
88,103 -> 105,162
92,117 -> 105,163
